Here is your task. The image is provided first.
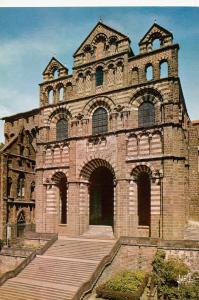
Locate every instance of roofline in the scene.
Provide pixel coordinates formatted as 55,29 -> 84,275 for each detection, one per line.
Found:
42,57 -> 68,75
139,23 -> 173,45
192,120 -> 199,124
73,21 -> 130,56
1,108 -> 39,122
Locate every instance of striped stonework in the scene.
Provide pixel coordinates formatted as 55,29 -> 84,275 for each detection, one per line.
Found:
46,186 -> 57,215
139,134 -> 150,156
151,182 -> 161,215
127,135 -> 138,159
151,133 -> 162,155
129,180 -> 136,215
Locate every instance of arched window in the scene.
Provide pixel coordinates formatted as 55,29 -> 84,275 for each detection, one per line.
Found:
56,118 -> 68,140
48,89 -> 54,104
96,66 -> 104,86
92,107 -> 108,135
152,38 -> 161,50
17,173 -> 25,198
7,177 -> 12,197
160,61 -> 168,78
53,68 -> 59,79
138,102 -> 155,127
146,65 -> 153,81
59,87 -> 64,101
137,172 -> 151,226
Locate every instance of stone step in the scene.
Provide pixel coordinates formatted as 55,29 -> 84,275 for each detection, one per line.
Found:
0,237 -> 116,300
0,280 -> 73,300
45,239 -> 114,260
81,225 -> 115,239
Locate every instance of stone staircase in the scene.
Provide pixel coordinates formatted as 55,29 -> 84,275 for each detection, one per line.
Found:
0,237 -> 115,300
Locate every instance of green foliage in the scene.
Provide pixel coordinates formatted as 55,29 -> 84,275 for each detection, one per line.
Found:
96,270 -> 148,300
151,250 -> 193,299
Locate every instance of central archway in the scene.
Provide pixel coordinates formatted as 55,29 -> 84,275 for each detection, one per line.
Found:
89,166 -> 114,226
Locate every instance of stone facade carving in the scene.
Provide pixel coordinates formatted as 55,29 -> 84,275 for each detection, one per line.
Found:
1,21 -> 199,240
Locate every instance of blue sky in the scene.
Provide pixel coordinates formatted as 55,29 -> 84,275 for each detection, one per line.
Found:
0,7 -> 199,142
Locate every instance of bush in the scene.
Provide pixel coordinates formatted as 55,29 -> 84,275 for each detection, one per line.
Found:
96,270 -> 148,300
151,250 -> 191,299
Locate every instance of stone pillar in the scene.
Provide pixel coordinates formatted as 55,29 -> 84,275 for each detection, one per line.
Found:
67,182 -> 80,235
128,179 -> 138,236
150,178 -> 161,238
79,181 -> 89,234
35,170 -> 46,233
115,179 -> 130,237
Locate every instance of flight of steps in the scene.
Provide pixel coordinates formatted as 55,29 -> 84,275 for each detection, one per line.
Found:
0,237 -> 115,300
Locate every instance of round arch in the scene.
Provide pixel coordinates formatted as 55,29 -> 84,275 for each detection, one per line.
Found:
131,164 -> 152,181
80,158 -> 116,181
129,87 -> 163,109
82,96 -> 116,117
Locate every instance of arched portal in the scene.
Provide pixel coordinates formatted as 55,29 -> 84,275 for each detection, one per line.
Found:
89,166 -> 114,226
17,211 -> 26,237
52,172 -> 68,224
137,172 -> 151,226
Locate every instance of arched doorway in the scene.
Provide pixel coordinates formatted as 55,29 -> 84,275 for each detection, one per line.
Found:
89,166 -> 114,226
17,211 -> 26,237
52,172 -> 68,224
59,176 -> 67,224
137,172 -> 151,226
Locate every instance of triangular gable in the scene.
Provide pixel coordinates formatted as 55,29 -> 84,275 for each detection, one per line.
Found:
42,57 -> 68,75
0,128 -> 36,155
0,135 -> 17,153
74,21 -> 129,56
139,23 -> 173,45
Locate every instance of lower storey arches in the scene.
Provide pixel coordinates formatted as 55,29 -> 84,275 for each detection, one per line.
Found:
129,164 -> 162,237
40,162 -> 162,238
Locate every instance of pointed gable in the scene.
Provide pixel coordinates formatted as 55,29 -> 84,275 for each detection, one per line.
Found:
42,57 -> 68,81
73,21 -> 132,67
74,21 -> 129,56
139,23 -> 173,54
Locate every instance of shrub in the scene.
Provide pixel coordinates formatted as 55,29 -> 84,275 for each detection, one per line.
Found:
151,250 -> 191,299
96,270 -> 148,300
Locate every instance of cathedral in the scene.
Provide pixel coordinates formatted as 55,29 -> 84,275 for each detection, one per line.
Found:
0,21 -> 199,241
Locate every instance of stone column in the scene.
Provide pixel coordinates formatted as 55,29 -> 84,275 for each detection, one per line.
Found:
150,177 -> 161,238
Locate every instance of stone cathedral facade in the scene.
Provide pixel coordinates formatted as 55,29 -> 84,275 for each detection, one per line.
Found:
0,21 -> 199,240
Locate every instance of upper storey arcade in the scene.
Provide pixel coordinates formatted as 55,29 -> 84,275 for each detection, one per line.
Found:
39,21 -> 180,109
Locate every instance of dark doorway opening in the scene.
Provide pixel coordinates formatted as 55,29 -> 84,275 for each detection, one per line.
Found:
59,177 -> 67,224
17,211 -> 26,237
89,166 -> 114,226
138,172 -> 151,226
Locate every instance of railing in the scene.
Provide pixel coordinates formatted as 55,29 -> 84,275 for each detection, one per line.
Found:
72,239 -> 121,300
0,234 -> 58,286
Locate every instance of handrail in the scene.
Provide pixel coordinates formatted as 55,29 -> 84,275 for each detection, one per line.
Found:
72,239 -> 121,300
